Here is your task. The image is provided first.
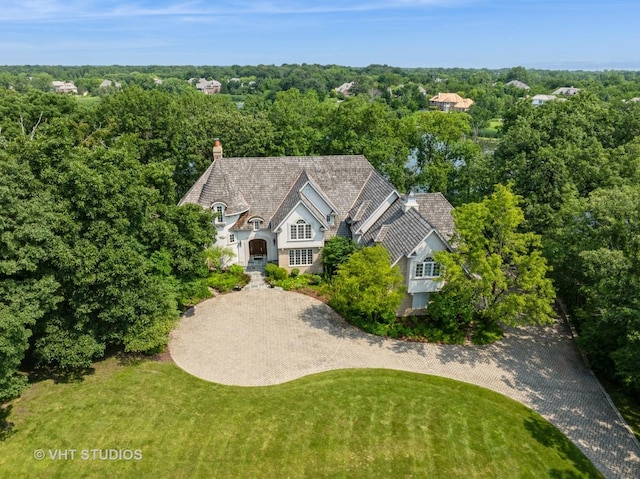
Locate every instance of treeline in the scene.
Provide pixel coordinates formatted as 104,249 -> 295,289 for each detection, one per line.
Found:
490,94 -> 640,395
3,64 -> 640,121
1,75 -> 640,401
0,89 -> 217,402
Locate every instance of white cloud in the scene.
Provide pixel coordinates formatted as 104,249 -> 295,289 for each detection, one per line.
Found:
0,0 -> 476,22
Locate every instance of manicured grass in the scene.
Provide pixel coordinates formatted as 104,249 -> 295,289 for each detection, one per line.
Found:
75,95 -> 101,107
489,118 -> 503,130
0,359 -> 601,478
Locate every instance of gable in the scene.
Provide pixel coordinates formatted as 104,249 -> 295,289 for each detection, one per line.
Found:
179,155 -> 392,236
414,193 -> 455,241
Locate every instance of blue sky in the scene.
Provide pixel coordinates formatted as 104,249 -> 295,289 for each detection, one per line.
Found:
1,0 -> 638,69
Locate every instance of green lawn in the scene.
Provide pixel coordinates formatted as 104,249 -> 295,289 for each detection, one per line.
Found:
74,95 -> 101,107
0,359 -> 601,479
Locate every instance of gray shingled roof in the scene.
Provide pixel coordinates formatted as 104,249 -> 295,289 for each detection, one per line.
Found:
196,163 -> 250,215
180,155 -> 378,232
180,154 -> 455,259
271,170 -> 311,230
349,170 -> 397,234
362,200 -> 435,264
506,80 -> 530,90
414,193 -> 455,241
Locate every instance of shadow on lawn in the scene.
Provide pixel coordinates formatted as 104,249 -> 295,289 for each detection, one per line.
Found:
0,405 -> 15,441
27,365 -> 95,385
297,298 -> 638,478
524,412 -> 602,478
434,319 -> 639,479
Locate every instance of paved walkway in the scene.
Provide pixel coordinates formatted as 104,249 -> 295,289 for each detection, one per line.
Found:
241,271 -> 271,291
169,289 -> 640,479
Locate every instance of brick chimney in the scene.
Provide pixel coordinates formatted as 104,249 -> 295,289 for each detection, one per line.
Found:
212,138 -> 223,161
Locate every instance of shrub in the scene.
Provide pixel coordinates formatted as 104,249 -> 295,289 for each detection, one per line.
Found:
177,278 -> 212,309
290,268 -> 300,278
472,321 -> 505,344
428,282 -> 475,331
264,263 -> 279,278
322,236 -> 360,278
228,264 -> 244,275
264,264 -> 288,283
207,268 -> 250,293
204,245 -> 236,272
329,245 -> 405,325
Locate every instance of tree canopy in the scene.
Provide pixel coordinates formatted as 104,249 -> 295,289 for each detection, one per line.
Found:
435,184 -> 556,331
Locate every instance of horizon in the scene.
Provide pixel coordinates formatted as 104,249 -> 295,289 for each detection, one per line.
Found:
1,1 -> 639,71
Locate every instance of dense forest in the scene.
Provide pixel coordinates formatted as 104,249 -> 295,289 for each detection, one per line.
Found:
1,64 -> 640,403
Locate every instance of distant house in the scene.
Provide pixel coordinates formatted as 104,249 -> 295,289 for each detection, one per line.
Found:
506,80 -> 530,90
179,141 -> 455,316
429,92 -> 474,112
51,81 -> 78,94
532,94 -> 557,106
552,86 -> 581,96
99,79 -> 122,89
335,81 -> 355,96
188,77 -> 221,94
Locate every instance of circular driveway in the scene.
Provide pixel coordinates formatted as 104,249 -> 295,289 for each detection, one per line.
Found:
169,289 -> 640,479
170,289 -> 348,386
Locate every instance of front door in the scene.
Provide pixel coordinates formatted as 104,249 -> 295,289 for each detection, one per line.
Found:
249,239 -> 267,257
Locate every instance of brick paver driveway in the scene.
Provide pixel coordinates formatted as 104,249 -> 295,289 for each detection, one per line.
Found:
170,289 -> 640,479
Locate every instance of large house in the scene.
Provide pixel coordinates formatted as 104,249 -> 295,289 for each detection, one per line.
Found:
532,94 -> 557,106
552,86 -> 580,96
51,81 -> 78,94
189,78 -> 222,94
335,81 -> 355,96
505,80 -> 530,90
429,92 -> 474,112
179,141 -> 455,315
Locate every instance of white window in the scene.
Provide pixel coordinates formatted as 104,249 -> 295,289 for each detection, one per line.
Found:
228,234 -> 236,244
251,220 -> 261,231
415,257 -> 441,278
289,249 -> 313,266
213,204 -> 225,224
290,219 -> 312,240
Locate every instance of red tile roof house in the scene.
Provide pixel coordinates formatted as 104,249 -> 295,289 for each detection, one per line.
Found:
429,92 -> 474,112
179,141 -> 455,315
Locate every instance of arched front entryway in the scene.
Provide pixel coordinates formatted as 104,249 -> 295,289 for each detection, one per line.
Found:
248,238 -> 268,271
249,238 -> 267,256
249,238 -> 267,259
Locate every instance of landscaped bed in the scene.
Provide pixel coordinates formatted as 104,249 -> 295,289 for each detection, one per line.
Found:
0,358 -> 601,478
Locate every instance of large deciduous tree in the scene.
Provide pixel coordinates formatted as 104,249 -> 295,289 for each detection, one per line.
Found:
404,110 -> 488,205
548,185 -> 640,393
0,111 -> 216,400
435,184 -> 556,331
